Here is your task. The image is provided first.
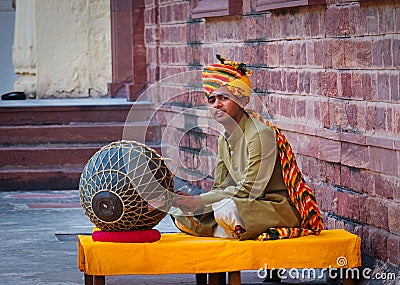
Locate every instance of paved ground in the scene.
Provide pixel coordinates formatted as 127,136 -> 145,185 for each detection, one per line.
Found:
0,189 -> 339,285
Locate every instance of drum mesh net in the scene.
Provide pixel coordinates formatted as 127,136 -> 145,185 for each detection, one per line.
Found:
79,140 -> 174,231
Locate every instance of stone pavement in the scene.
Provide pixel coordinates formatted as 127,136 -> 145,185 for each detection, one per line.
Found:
0,189 -> 335,285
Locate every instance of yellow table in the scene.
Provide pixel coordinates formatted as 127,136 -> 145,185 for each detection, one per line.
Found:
78,229 -> 361,285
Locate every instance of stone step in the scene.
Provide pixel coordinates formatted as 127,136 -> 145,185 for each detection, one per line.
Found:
0,144 -> 102,167
0,98 -> 162,190
0,122 -> 161,145
0,142 -> 163,191
0,142 -> 163,167
0,99 -> 153,126
0,166 -> 83,191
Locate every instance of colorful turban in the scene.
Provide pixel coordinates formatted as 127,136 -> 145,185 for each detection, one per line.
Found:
202,55 -> 252,107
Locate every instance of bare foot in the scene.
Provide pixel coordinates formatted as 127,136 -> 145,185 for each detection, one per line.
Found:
234,225 -> 246,238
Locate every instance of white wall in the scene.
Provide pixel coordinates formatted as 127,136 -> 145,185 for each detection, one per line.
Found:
0,0 -> 17,95
35,0 -> 111,98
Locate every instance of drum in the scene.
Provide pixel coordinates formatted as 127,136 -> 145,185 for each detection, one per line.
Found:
79,140 -> 175,231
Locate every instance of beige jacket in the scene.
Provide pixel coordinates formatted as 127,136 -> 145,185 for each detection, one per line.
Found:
172,113 -> 301,240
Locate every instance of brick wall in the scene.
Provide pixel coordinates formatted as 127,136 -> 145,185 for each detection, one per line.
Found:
143,0 -> 400,267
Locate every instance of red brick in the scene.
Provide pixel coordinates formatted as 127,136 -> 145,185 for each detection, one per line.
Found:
268,70 -> 283,92
286,42 -> 295,66
365,6 -> 379,35
321,72 -> 338,97
361,226 -> 372,256
255,15 -> 267,40
369,146 -> 398,176
365,197 -> 389,230
388,202 -> 400,235
145,0 -> 155,6
326,162 -> 341,186
325,5 -> 350,37
303,9 -> 320,37
340,166 -> 374,195
243,16 -> 258,41
361,73 -> 372,100
337,190 -> 366,223
328,98 -> 348,129
299,42 -> 306,66
280,96 -> 296,119
346,102 -> 366,131
378,72 -> 391,102
159,4 -> 171,23
318,137 -> 341,163
144,7 -> 156,25
372,38 -> 392,68
295,98 -> 306,118
340,72 -> 352,98
199,153 -> 216,178
393,38 -> 400,68
387,234 -> 400,265
330,40 -> 346,68
378,5 -> 395,34
286,71 -> 298,93
350,73 -> 363,100
367,72 -> 379,101
320,100 -> 330,128
369,228 -> 389,261
366,104 -> 387,133
395,5 -> 400,33
313,183 -> 337,213
304,97 -> 320,123
390,73 -> 399,102
306,41 -> 315,66
316,40 -> 329,66
355,102 -> 367,132
341,142 -> 369,169
394,107 -> 400,135
346,39 -> 372,68
386,107 -> 393,133
296,156 -> 315,179
349,3 -> 367,35
179,132 -> 190,148
266,43 -> 279,67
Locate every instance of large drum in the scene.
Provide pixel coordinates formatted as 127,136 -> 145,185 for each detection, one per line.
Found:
79,140 -> 175,231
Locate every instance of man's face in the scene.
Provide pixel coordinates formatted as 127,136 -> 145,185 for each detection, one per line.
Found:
207,86 -> 243,125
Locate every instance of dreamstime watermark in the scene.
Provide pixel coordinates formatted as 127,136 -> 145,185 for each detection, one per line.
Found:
256,257 -> 398,281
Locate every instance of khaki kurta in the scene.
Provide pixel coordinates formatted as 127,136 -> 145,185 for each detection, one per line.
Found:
172,113 -> 301,240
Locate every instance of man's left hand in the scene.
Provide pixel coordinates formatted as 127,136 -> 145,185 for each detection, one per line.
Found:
173,191 -> 203,213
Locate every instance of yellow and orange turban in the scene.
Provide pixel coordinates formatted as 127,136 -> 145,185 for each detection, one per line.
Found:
202,55 -> 252,107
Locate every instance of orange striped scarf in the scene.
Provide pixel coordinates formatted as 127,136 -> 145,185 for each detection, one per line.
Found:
246,110 -> 324,240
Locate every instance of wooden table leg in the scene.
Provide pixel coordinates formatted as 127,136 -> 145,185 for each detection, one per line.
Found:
84,274 -> 93,285
93,275 -> 105,285
208,272 -> 226,285
228,271 -> 240,285
196,273 -> 207,285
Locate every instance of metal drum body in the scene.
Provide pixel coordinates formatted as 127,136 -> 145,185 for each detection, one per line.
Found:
79,140 -> 174,231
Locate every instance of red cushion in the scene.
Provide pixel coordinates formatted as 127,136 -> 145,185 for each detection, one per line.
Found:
92,229 -> 161,243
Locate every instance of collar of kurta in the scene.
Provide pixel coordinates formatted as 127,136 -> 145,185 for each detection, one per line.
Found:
223,113 -> 249,144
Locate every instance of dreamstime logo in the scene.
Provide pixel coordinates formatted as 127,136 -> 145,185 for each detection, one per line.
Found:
336,256 -> 348,267
122,70 -> 272,215
256,256 -> 398,281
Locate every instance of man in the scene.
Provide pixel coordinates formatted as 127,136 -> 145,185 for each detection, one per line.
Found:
172,55 -> 321,241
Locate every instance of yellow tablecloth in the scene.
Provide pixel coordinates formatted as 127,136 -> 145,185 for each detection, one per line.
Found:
78,229 -> 361,276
